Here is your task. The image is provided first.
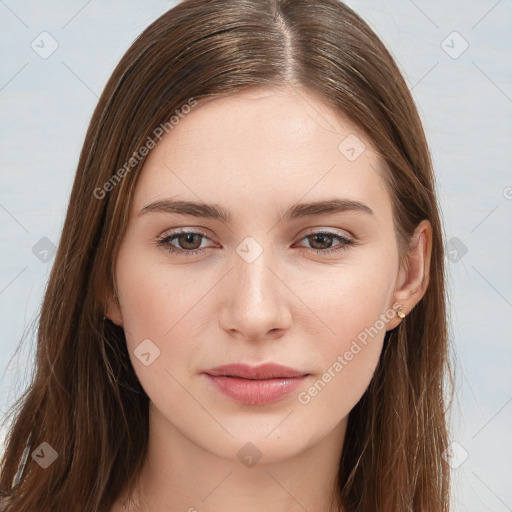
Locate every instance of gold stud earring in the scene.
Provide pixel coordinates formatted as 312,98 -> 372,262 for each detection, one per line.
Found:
396,304 -> 406,319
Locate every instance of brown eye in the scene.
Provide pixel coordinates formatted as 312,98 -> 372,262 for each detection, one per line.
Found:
297,231 -> 355,253
157,230 -> 213,256
174,233 -> 203,250
306,233 -> 335,250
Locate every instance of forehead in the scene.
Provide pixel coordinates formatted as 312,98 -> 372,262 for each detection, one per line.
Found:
130,86 -> 392,223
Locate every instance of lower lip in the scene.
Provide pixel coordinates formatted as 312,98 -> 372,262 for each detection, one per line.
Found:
205,374 -> 308,405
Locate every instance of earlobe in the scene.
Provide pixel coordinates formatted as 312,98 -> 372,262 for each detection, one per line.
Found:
387,219 -> 432,330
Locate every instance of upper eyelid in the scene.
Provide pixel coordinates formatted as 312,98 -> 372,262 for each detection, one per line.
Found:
159,227 -> 212,242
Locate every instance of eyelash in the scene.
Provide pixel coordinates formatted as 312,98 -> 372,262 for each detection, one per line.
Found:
156,228 -> 356,256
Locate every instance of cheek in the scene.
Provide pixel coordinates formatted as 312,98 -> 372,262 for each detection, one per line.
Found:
115,246 -> 202,342
114,246 -> 212,391
301,249 -> 396,341
292,314 -> 387,440
295,332 -> 385,443
295,256 -> 395,412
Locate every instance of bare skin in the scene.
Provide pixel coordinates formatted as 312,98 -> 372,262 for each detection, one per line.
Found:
107,86 -> 431,512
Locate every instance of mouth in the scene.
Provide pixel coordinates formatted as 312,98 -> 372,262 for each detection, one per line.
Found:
203,363 -> 310,405
204,362 -> 308,379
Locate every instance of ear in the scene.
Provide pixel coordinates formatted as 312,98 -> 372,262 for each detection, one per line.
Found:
105,286 -> 123,327
387,219 -> 432,330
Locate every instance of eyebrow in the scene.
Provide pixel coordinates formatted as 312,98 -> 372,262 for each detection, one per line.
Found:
138,197 -> 373,223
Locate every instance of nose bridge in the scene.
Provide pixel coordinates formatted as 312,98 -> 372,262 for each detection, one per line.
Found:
235,238 -> 272,303
235,234 -> 279,308
219,234 -> 290,339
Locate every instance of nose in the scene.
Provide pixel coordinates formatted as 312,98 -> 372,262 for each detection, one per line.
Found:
218,241 -> 292,342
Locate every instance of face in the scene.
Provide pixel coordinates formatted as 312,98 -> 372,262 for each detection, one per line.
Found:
107,86 -> 411,463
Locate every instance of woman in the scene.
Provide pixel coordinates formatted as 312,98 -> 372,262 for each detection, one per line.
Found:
0,0 -> 452,510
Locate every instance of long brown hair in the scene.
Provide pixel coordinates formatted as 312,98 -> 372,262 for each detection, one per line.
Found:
0,0 -> 452,510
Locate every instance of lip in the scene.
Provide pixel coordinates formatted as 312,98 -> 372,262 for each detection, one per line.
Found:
205,363 -> 307,379
203,363 -> 309,405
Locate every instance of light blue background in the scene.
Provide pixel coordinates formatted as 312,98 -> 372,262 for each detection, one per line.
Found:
1,1 -> 511,510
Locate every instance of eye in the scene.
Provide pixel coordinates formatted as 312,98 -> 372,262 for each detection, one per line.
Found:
157,229 -> 214,256
294,230 -> 356,254
156,229 -> 356,257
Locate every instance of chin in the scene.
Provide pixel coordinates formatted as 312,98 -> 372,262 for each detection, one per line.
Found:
199,421 -> 325,465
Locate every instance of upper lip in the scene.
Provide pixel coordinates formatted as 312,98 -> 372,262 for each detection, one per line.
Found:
204,363 -> 308,380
